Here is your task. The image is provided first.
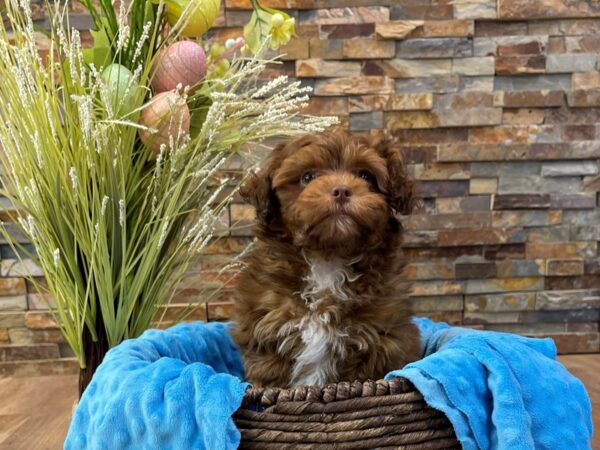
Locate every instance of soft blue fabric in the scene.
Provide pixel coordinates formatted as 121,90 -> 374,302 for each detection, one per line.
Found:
64,322 -> 248,450
65,319 -> 593,450
386,318 -> 593,450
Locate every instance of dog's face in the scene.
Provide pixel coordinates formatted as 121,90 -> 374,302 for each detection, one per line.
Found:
241,130 -> 413,256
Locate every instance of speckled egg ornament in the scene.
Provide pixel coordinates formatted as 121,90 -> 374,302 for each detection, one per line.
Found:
138,91 -> 191,153
151,41 -> 207,93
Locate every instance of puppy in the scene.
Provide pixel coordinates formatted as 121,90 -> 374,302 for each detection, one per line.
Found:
231,129 -> 421,387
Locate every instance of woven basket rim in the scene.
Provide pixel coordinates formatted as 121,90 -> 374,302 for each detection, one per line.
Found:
240,376 -> 420,408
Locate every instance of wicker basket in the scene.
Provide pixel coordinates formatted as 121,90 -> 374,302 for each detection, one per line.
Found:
234,377 -> 459,449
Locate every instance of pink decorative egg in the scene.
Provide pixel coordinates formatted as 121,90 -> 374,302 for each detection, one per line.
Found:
139,91 -> 191,153
151,41 -> 207,93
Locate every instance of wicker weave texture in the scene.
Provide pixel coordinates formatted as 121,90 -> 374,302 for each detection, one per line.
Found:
234,378 -> 459,450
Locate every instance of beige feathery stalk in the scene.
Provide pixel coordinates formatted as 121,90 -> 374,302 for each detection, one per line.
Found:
0,0 -> 337,394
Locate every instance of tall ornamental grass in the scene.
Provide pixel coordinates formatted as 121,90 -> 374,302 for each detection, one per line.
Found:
0,0 -> 336,393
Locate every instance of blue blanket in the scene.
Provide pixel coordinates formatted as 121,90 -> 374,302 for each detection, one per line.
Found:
65,319 -> 593,450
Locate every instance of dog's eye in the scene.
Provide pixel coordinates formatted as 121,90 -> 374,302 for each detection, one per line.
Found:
358,170 -> 374,184
301,171 -> 316,186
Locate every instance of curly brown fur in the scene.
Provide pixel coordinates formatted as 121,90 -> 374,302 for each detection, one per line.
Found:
231,129 -> 420,387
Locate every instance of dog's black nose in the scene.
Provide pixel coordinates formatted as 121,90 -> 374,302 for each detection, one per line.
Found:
331,186 -> 352,203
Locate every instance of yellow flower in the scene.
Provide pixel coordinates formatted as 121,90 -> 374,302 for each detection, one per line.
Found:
269,15 -> 295,50
243,4 -> 296,54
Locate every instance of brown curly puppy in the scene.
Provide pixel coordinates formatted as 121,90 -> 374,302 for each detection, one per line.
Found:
231,130 -> 421,387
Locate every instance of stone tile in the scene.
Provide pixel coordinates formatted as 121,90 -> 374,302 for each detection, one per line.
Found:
0,358 -> 79,377
572,72 -> 600,90
567,89 -> 600,107
435,108 -> 503,127
497,41 -> 545,55
342,39 -> 395,59
404,212 -> 491,230
571,225 -> 600,241
278,38 -> 310,60
0,312 -> 25,328
375,20 -> 424,39
436,196 -> 492,213
526,226 -> 571,243
411,280 -> 466,296
404,261 -> 454,280
464,311 -> 519,324
550,194 -> 597,210
541,161 -> 598,177
309,38 -> 343,58
387,93 -> 433,110
536,289 -> 600,310
0,278 -> 26,296
384,111 -> 439,129
471,161 -> 541,177
396,38 -> 472,59
475,21 -> 528,36
314,77 -> 395,95
0,344 -> 60,362
301,97 -> 349,115
459,76 -> 494,92
436,92 -> 494,109
495,55 -> 546,75
547,37 -> 566,54
423,20 -> 474,37
414,180 -> 470,198
295,59 -> 361,77
438,228 -> 526,246
454,2 -> 497,19
498,0 -> 600,19
381,59 -> 452,78
474,36 -> 548,57
470,178 -> 498,194
349,111 -> 384,131
502,109 -> 546,125
546,54 -> 597,73
541,333 -> 600,354
25,312 -> 59,329
320,23 -> 375,39
452,57 -> 495,75
413,162 -> 470,180
402,230 -> 439,247
455,262 -> 496,279
492,210 -> 561,228
1,259 -> 44,277
395,74 -> 459,92
299,7 -> 390,24
528,18 -> 600,35
526,242 -> 597,259
438,143 -> 507,162
546,259 -> 585,276
0,296 -> 27,311
493,194 -> 551,210
390,2 -> 453,20
561,125 -> 596,141
493,74 -> 571,92
410,295 -> 463,312
464,277 -> 544,295
497,259 -> 545,277
465,292 -> 535,312
495,91 -> 564,108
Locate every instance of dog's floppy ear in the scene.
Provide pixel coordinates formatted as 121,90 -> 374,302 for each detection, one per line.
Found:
373,136 -> 415,215
239,144 -> 284,229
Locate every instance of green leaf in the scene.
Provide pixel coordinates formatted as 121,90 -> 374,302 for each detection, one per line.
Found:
82,25 -> 113,67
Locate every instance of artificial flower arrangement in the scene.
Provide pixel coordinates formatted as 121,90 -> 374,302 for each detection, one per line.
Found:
0,0 -> 336,395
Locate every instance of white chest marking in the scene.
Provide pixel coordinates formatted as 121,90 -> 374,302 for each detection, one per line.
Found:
300,256 -> 361,307
289,312 -> 348,386
284,256 -> 361,386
